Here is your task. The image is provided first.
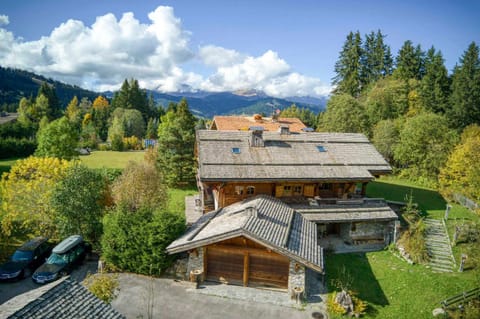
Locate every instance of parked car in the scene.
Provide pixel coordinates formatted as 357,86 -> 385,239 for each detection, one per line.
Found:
32,235 -> 90,284
0,237 -> 52,281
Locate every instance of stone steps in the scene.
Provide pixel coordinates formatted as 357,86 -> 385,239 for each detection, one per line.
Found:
424,218 -> 455,273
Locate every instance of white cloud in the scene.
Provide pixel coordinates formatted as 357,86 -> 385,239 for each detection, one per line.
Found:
0,7 -> 332,97
199,45 -> 245,68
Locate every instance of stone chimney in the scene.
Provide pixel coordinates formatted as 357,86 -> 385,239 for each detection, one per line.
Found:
249,126 -> 264,147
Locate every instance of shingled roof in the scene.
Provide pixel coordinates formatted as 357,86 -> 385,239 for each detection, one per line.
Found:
210,115 -> 307,132
197,130 -> 391,182
0,277 -> 125,319
167,195 -> 324,272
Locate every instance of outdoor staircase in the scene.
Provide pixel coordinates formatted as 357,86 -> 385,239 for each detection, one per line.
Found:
424,218 -> 455,273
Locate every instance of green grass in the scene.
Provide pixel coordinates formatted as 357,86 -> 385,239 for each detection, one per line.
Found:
326,251 -> 479,319
167,187 -> 198,216
327,177 -> 480,318
79,151 -> 145,169
0,157 -> 20,177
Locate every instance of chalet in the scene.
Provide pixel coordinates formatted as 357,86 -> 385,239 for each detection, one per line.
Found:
167,122 -> 398,298
210,114 -> 308,132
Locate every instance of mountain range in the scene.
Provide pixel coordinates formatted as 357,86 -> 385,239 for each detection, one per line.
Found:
0,66 -> 327,118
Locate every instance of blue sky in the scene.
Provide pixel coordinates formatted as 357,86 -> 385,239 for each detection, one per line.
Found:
1,0 -> 479,97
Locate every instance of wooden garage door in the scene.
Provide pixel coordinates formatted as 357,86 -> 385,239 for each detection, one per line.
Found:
206,244 -> 289,289
249,251 -> 289,288
206,246 -> 244,285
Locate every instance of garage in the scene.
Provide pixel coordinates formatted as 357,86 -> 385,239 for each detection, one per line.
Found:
205,237 -> 289,289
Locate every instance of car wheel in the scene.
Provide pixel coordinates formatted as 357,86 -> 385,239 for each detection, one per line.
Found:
18,270 -> 25,280
60,271 -> 67,277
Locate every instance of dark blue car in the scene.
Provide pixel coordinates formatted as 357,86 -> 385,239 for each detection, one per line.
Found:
32,235 -> 89,284
0,237 -> 52,281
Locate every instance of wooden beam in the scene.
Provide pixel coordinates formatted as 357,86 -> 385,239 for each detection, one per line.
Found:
203,247 -> 207,277
243,252 -> 249,287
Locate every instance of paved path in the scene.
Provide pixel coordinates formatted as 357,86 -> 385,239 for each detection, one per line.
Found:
424,218 -> 455,272
111,274 -> 328,319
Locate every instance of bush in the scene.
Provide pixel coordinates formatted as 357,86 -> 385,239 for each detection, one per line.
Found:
83,273 -> 119,304
0,137 -> 36,159
123,136 -> 142,150
101,206 -> 185,276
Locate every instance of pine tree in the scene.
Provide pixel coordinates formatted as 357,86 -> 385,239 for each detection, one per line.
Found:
37,82 -> 61,119
394,41 -> 425,81
449,42 -> 480,129
360,30 -> 392,87
332,31 -> 363,97
157,98 -> 196,187
419,47 -> 450,114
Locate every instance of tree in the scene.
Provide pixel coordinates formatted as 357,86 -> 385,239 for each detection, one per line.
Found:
37,82 -> 61,119
365,77 -> 409,125
0,157 -> 72,240
360,30 -> 393,87
317,94 -> 369,135
393,41 -> 425,81
108,116 -> 125,151
372,118 -> 402,164
92,96 -> 111,141
439,124 -> 480,203
51,164 -> 108,245
112,161 -> 167,212
145,118 -> 159,139
394,112 -> 458,184
332,31 -> 363,97
111,78 -> 152,121
449,42 -> 480,130
101,207 -> 185,276
35,117 -> 79,160
157,98 -> 197,187
65,96 -> 80,124
279,104 -> 318,129
419,47 -> 450,114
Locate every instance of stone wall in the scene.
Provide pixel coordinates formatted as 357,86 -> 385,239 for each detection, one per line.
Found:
186,247 -> 204,281
288,260 -> 306,300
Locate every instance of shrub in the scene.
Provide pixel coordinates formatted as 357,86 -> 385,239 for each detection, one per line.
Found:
0,137 -> 36,159
101,207 -> 185,276
83,273 -> 119,304
123,136 -> 142,150
328,291 -> 348,316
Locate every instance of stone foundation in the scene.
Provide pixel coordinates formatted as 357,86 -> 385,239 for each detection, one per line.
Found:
186,248 -> 204,281
287,260 -> 306,300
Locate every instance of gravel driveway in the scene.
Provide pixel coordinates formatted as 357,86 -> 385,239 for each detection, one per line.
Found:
112,274 -> 327,319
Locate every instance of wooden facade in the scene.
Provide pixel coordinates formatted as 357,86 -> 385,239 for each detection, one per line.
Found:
203,181 -> 368,212
205,237 -> 289,289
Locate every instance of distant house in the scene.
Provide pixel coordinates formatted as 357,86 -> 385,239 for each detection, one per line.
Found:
167,119 -> 398,298
210,114 -> 308,132
0,277 -> 125,319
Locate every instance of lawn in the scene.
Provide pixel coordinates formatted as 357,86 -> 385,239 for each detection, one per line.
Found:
79,150 -> 145,169
326,177 -> 480,318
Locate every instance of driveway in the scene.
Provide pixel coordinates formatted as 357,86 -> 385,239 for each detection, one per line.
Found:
112,274 -> 328,319
0,255 -> 98,305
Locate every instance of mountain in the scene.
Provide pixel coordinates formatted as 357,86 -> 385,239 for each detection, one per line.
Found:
0,66 -> 99,109
148,90 -> 327,118
0,66 -> 327,117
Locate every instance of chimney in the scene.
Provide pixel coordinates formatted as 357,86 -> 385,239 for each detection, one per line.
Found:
249,126 -> 264,147
279,124 -> 290,135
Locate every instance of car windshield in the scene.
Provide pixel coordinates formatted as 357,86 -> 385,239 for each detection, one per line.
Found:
11,250 -> 33,262
47,253 -> 68,265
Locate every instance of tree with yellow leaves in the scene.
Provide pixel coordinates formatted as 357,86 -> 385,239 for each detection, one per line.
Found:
439,124 -> 480,204
0,157 -> 72,242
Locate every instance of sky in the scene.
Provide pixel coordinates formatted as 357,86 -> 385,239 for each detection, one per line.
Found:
0,0 -> 479,97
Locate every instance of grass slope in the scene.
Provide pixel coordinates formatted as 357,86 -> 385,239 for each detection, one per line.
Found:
79,151 -> 145,169
326,176 -> 480,318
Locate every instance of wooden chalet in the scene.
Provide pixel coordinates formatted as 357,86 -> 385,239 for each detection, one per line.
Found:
167,120 -> 398,297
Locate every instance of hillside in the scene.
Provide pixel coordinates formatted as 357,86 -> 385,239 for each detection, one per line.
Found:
0,66 -> 327,117
0,66 -> 99,109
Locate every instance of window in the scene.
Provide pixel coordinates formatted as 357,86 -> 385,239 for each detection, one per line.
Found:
317,145 -> 327,152
246,186 -> 255,195
319,183 -> 333,190
293,185 -> 302,195
234,186 -> 244,195
283,186 -> 291,191
231,147 -> 241,154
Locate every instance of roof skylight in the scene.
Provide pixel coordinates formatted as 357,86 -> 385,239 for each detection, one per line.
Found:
232,147 -> 241,154
317,145 -> 327,152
